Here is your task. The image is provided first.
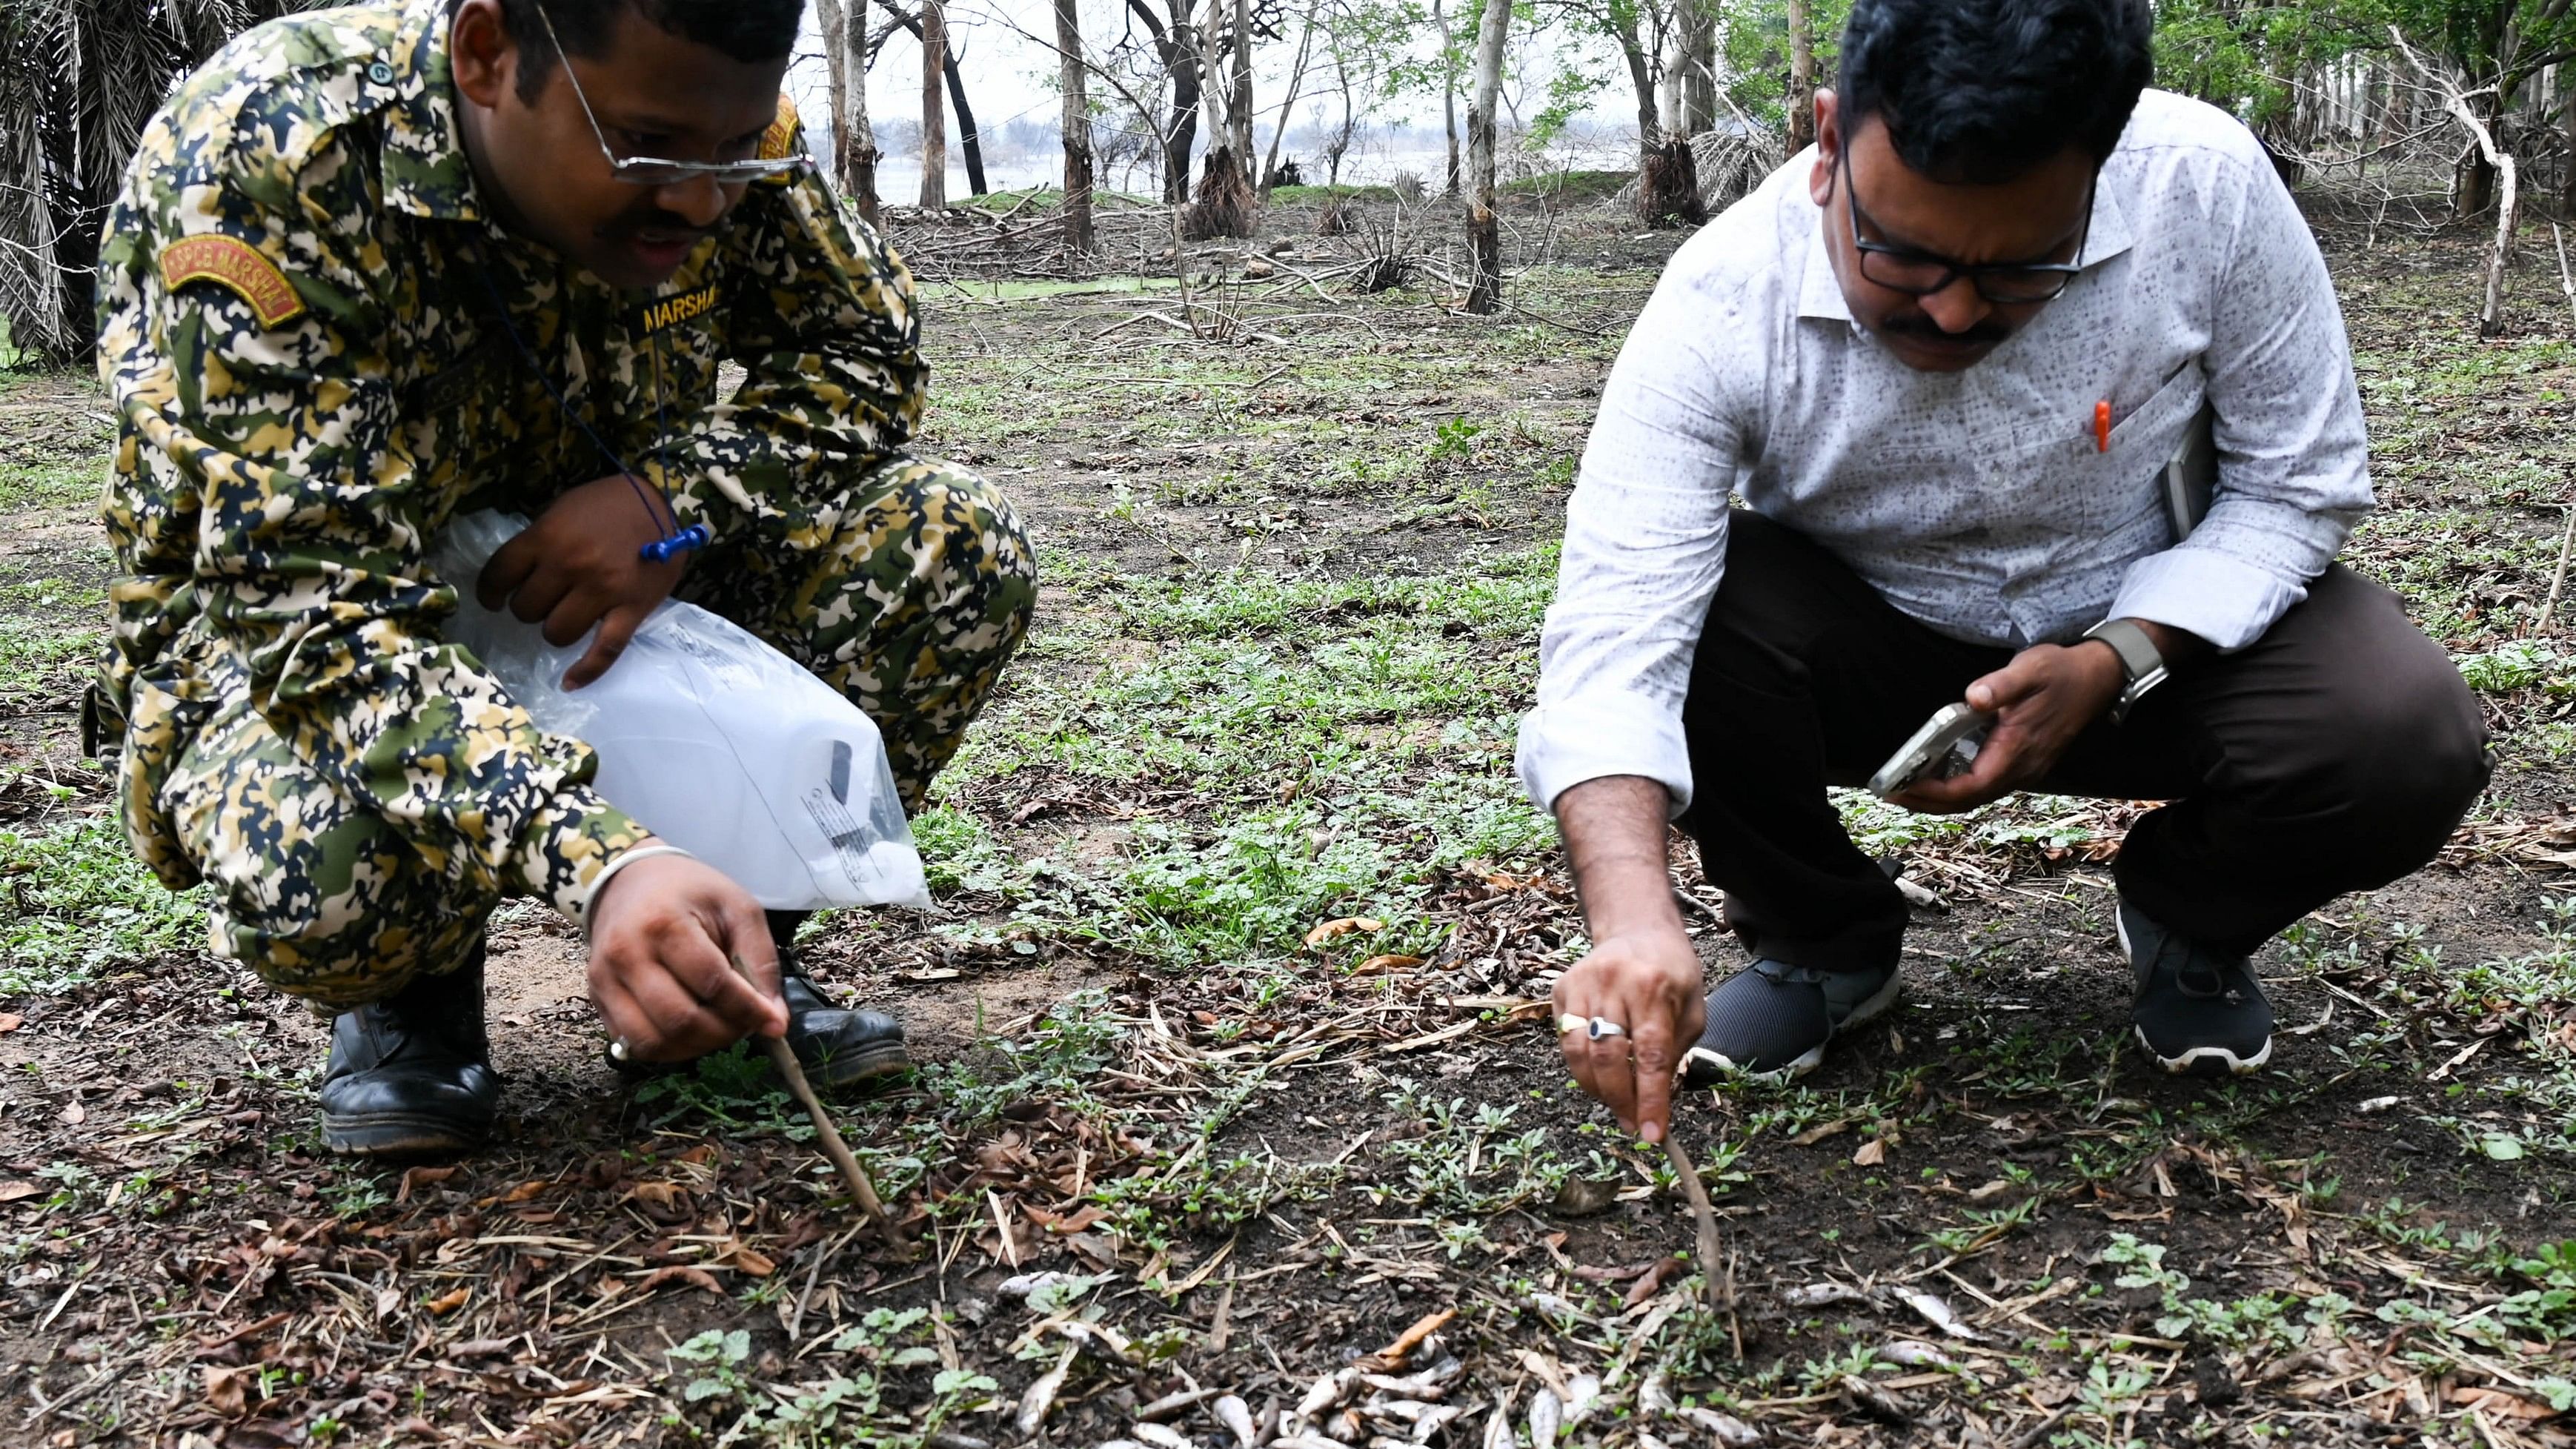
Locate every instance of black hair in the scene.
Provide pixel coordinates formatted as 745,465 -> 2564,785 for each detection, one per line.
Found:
1837,0 -> 2152,185
476,0 -> 806,102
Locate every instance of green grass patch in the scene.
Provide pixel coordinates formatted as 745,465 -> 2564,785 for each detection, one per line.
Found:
1,815 -> 209,994
1502,169 -> 1634,203
1270,183 -> 1401,205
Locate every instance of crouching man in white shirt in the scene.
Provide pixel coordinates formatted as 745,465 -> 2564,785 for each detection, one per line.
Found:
1525,0 -> 2488,1143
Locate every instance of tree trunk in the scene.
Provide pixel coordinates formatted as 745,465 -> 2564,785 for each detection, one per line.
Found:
919,0 -> 949,207
1260,16 -> 1315,196
1228,0 -> 1255,160
1464,0 -> 1511,314
1055,0 -> 1095,252
1680,3 -> 1718,136
1126,0 -> 1200,205
1640,136 -> 1707,228
815,0 -> 883,224
1186,8 -> 1253,237
1786,0 -> 1817,153
943,47 -> 990,196
1438,0 -> 1461,198
2563,91 -> 2576,219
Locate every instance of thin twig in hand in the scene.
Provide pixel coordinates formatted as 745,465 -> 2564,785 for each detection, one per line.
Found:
730,955 -> 902,1244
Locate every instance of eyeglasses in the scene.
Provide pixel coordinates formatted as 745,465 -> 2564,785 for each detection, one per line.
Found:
1839,148 -> 2093,305
532,2 -> 806,185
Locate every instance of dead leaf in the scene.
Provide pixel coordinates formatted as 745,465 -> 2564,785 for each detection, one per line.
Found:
203,1365 -> 251,1416
1853,1139 -> 1887,1167
713,1240 -> 777,1277
1370,1307 -> 1455,1367
1304,917 -> 1386,949
424,1287 -> 470,1316
0,1181 -> 39,1204
1353,955 -> 1426,975
627,1181 -> 687,1210
0,1012 -> 21,1032
57,1100 -> 84,1125
396,1165 -> 458,1203
637,1265 -> 726,1295
2447,1386 -> 2557,1420
1024,1203 -> 1109,1236
1790,1118 -> 1853,1146
495,1179 -> 548,1204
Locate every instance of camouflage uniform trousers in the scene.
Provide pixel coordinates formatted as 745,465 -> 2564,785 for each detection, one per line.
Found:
165,456 -> 1035,1011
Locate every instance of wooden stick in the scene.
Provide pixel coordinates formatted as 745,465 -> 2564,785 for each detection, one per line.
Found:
733,955 -> 900,1244
1661,1133 -> 1739,1354
2540,502 -> 2575,634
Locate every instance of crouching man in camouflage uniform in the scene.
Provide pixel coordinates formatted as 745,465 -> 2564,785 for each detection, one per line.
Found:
91,0 -> 1035,1155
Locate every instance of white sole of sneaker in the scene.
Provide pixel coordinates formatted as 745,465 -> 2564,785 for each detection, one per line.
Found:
1684,967 -> 1905,1083
2137,1027 -> 2272,1075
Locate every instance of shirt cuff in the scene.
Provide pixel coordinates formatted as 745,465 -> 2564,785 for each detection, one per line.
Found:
2108,546 -> 2310,653
1516,687 -> 1694,818
507,783 -> 653,923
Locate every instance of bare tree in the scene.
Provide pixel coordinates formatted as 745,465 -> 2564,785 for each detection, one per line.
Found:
1554,0 -> 1705,226
1464,0 -> 1513,313
1124,0 -> 1204,204
877,0 -> 992,196
2396,27 -> 2520,333
814,0 -> 883,223
1186,0 -> 1254,236
915,1 -> 949,206
1259,14 -> 1318,195
1056,0 -> 1095,251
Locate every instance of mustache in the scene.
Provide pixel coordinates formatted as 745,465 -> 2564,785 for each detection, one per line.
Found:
594,209 -> 719,243
1879,312 -> 2012,346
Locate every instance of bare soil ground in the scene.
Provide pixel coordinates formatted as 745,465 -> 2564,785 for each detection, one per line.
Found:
2,201 -> 2572,1449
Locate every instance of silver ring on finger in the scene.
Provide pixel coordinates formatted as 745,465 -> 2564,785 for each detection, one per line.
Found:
608,1037 -> 634,1063
1585,1016 -> 1628,1041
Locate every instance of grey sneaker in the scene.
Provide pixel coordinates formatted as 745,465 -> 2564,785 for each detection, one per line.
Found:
2119,900 -> 2273,1075
1682,958 -> 1903,1084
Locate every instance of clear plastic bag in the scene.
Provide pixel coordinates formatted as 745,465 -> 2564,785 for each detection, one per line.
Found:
429,511 -> 930,911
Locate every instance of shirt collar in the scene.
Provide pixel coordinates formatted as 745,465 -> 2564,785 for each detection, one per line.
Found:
1795,173 -> 2139,324
381,0 -> 482,222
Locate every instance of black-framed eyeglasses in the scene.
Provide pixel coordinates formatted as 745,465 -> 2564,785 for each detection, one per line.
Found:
532,2 -> 806,185
1840,148 -> 2094,305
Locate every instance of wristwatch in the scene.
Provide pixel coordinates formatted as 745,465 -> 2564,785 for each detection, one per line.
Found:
2082,618 -> 2169,724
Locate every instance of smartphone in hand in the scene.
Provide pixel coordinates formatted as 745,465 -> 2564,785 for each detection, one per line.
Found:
1868,703 -> 1994,800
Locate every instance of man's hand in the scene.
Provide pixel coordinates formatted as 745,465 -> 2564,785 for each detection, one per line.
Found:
1552,775 -> 1703,1143
477,474 -> 688,689
585,850 -> 787,1062
1890,641 -> 2123,814
1553,926 -> 1706,1144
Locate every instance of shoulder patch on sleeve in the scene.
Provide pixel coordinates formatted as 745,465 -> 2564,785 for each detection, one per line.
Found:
160,236 -> 305,328
758,94 -> 800,162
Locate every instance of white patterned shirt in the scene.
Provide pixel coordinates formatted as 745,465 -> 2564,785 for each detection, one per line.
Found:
1518,89 -> 2371,817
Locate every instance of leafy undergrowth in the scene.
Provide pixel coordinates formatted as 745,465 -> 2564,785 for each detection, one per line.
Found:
1,212 -> 2573,1448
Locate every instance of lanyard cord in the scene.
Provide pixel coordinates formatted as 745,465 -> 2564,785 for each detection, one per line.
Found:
465,245 -> 710,563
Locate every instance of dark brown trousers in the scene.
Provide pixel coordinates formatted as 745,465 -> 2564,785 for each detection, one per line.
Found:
1679,513 -> 2491,969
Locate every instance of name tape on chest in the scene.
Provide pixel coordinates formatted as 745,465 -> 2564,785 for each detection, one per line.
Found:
160,236 -> 305,328
635,284 -> 721,336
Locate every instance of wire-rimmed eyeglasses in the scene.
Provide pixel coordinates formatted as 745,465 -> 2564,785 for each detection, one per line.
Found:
532,1 -> 806,186
1840,147 -> 2093,305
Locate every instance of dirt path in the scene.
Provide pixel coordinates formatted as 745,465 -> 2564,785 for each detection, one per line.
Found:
2,213 -> 2572,1448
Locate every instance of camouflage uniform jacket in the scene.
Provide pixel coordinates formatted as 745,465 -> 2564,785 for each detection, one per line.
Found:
96,0 -> 926,921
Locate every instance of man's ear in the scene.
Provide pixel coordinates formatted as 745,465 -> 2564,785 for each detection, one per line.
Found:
1809,89 -> 1842,210
451,0 -> 517,111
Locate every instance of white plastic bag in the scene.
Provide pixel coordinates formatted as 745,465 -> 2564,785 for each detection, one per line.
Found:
428,511 -> 930,911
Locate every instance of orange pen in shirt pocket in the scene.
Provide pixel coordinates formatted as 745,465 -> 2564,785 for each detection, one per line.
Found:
2094,399 -> 2112,453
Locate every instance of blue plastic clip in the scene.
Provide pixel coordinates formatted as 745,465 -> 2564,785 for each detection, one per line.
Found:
639,524 -> 711,563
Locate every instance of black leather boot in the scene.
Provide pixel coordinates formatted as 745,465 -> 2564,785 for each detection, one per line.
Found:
319,942 -> 499,1156
769,911 -> 911,1089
